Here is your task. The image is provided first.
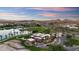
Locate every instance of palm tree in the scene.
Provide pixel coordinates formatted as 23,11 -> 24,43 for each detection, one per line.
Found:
49,25 -> 55,41
14,31 -> 16,36
8,33 -> 11,38
10,33 -> 13,37
16,32 -> 18,35
5,35 -> 8,39
0,35 -> 3,41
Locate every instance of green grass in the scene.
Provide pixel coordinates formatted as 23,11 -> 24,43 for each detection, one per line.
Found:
64,38 -> 79,46
28,26 -> 51,34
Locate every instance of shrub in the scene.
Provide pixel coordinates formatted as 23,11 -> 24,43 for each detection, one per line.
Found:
48,44 -> 65,51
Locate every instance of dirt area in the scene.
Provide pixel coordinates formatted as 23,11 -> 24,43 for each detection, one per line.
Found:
0,40 -> 30,51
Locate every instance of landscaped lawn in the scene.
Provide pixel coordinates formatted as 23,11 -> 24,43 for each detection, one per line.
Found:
28,26 -> 51,34
64,38 -> 79,46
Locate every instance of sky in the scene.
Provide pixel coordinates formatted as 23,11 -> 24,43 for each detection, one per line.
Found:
0,7 -> 79,21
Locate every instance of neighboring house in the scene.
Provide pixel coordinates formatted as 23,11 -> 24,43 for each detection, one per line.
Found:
56,32 -> 63,38
62,24 -> 78,29
22,31 -> 32,35
0,23 -> 4,26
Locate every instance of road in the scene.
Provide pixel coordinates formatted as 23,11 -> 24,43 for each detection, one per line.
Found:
64,45 -> 79,51
55,35 -> 66,45
55,35 -> 79,51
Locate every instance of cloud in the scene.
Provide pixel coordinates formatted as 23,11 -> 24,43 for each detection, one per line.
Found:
38,13 -> 58,17
64,14 -> 79,16
0,12 -> 32,20
30,7 -> 76,11
0,13 -> 15,16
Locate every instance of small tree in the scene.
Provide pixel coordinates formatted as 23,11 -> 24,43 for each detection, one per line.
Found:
48,44 -> 65,51
66,34 -> 72,39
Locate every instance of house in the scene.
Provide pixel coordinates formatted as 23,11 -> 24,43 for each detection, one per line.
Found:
25,33 -> 51,46
25,38 -> 35,46
68,27 -> 78,29
31,33 -> 50,40
27,38 -> 35,42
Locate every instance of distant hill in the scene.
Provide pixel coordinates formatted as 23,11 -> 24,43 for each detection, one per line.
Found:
0,19 -> 79,24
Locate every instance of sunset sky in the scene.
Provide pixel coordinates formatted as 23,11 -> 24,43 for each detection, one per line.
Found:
0,7 -> 79,20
